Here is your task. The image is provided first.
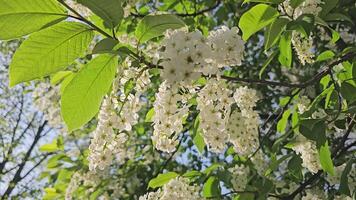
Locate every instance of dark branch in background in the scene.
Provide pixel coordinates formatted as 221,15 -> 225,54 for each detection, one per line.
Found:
0,94 -> 24,174
282,117 -> 356,200
1,121 -> 48,199
131,0 -> 222,18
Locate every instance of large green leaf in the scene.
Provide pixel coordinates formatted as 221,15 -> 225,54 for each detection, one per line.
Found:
318,141 -> 334,175
203,176 -> 221,197
0,0 -> 67,40
239,4 -> 279,41
264,17 -> 289,50
77,0 -> 124,29
278,31 -> 292,68
135,14 -> 186,43
148,172 -> 179,188
61,54 -> 118,131
9,21 -> 94,86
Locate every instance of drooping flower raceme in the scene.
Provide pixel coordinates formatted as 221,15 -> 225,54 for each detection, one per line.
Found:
139,177 -> 202,200
88,67 -> 150,171
197,79 -> 234,153
292,135 -> 321,173
152,82 -> 189,153
291,32 -> 315,65
228,164 -> 249,191
227,110 -> 259,156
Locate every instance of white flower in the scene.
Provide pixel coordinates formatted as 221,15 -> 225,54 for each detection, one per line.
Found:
159,27 -> 244,85
291,31 -> 314,65
296,96 -> 311,114
292,135 -> 321,173
233,86 -> 259,112
227,110 -> 259,156
139,177 -> 202,200
152,82 -> 188,152
228,164 -> 249,191
208,26 -> 245,67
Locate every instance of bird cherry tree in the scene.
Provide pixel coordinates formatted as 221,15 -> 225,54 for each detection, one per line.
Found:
0,0 -> 355,199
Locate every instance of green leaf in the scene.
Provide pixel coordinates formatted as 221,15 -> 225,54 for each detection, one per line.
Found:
277,109 -> 291,133
39,137 -> 64,152
148,172 -> 179,188
288,154 -> 303,181
299,120 -> 326,145
203,176 -> 221,198
193,130 -> 205,154
339,159 -> 355,195
341,82 -> 356,103
278,31 -> 292,67
239,4 -> 279,41
77,0 -> 124,28
324,13 -> 354,24
40,144 -> 59,152
60,73 -> 76,95
135,14 -> 186,43
61,54 -> 118,131
145,108 -> 155,122
51,71 -> 73,85
264,17 -> 290,50
192,116 -> 206,154
290,0 -> 304,8
0,0 -> 67,40
265,154 -> 292,176
9,21 -> 94,86
316,50 -> 335,62
318,141 -> 334,175
92,38 -> 119,54
320,0 -> 338,17
183,170 -> 202,178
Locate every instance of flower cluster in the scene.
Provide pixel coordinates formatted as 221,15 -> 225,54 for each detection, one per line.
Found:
65,171 -> 102,200
197,79 -> 233,153
159,26 -> 244,85
291,32 -> 314,65
88,67 -> 150,171
88,95 -> 129,171
208,26 -> 245,67
228,86 -> 260,156
296,96 -> 311,114
152,82 -> 188,153
139,177 -> 202,200
32,82 -> 64,129
292,135 -> 321,173
228,164 -> 249,191
227,110 -> 259,156
281,0 -> 323,19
